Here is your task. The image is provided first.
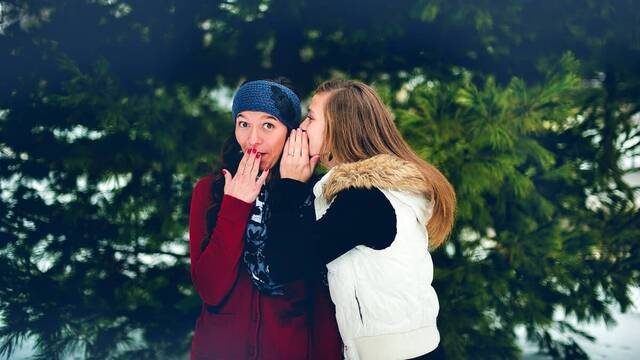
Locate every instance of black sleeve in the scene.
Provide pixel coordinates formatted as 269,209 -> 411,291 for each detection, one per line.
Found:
266,179 -> 396,282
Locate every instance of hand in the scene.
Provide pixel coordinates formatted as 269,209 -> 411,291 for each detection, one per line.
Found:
222,148 -> 270,203
280,129 -> 320,183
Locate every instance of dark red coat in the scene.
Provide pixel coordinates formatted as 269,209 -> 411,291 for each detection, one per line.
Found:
189,175 -> 342,360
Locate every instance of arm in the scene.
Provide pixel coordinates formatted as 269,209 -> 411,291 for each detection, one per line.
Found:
189,148 -> 268,305
266,179 -> 397,282
189,177 -> 253,306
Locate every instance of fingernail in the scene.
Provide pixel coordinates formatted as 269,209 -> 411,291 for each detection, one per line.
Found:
256,153 -> 261,158
221,170 -> 226,175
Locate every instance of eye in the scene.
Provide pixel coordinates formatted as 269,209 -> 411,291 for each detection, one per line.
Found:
305,115 -> 313,121
238,121 -> 249,128
263,122 -> 275,130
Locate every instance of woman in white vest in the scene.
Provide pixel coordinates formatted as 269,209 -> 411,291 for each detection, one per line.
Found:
266,80 -> 456,360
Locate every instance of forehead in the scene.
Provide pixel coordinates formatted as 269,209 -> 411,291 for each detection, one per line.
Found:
236,111 -> 278,121
309,92 -> 331,112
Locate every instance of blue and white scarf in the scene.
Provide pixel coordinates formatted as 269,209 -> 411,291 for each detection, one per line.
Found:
243,188 -> 285,295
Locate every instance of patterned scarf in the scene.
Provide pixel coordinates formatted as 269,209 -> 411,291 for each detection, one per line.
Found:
243,187 -> 285,295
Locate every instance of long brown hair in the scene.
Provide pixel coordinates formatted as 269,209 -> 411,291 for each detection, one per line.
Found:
315,79 -> 456,248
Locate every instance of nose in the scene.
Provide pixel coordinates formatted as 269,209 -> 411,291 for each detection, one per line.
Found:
300,118 -> 309,131
248,127 -> 261,147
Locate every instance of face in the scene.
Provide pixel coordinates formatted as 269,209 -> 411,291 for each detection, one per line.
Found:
235,111 -> 288,171
300,92 -> 330,159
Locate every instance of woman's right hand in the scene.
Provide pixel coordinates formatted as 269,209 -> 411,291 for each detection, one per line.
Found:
222,148 -> 269,203
280,129 -> 320,183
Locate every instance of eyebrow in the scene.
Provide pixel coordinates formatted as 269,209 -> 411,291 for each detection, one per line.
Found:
237,114 -> 277,121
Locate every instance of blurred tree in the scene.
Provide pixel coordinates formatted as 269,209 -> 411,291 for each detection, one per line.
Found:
394,54 -> 639,359
0,0 -> 638,359
0,54 -> 233,358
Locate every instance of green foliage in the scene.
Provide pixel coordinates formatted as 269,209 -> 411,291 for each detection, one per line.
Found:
394,54 -> 639,359
1,1 -> 639,359
0,52 -> 231,359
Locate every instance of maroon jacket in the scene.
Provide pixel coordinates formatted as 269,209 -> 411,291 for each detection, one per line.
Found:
189,175 -> 342,360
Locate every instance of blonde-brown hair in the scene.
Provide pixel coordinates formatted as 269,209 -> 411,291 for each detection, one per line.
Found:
315,79 -> 456,248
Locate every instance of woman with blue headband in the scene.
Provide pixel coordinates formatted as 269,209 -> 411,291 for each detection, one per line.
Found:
188,78 -> 342,359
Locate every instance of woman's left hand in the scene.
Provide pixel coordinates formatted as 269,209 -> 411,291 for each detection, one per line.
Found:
280,129 -> 320,183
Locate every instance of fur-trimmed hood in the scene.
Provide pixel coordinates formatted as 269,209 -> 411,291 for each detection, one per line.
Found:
322,154 -> 429,202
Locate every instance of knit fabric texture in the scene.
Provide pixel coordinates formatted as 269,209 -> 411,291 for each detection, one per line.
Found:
231,80 -> 301,129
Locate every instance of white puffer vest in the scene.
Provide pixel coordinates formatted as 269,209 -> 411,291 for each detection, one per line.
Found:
313,155 -> 440,360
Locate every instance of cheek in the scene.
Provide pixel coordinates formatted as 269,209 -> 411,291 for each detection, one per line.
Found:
235,129 -> 248,151
264,132 -> 287,157
309,125 -> 324,150
271,136 -> 287,157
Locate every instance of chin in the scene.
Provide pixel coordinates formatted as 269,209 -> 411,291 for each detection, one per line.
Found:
259,158 -> 272,171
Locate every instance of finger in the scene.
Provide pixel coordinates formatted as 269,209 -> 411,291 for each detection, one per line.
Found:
250,152 -> 261,180
222,169 -> 232,182
282,137 -> 291,161
288,129 -> 297,158
257,167 -> 270,187
237,148 -> 250,175
244,147 -> 257,177
294,129 -> 302,156
222,169 -> 232,191
287,129 -> 295,157
288,130 -> 297,155
310,155 -> 320,170
301,130 -> 309,159
280,139 -> 290,174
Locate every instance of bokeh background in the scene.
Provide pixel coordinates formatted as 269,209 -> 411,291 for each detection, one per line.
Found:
1,1 -> 639,359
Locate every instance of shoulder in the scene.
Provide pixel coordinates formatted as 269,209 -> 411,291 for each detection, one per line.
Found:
308,173 -> 324,186
192,174 -> 217,200
194,174 -> 216,190
330,187 -> 392,213
323,155 -> 427,202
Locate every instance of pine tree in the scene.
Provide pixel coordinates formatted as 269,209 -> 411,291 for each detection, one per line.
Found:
394,54 -> 640,359
0,56 -> 232,359
1,1 -> 639,359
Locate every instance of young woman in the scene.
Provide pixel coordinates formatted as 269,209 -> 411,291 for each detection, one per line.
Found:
267,80 -> 456,359
188,79 -> 341,359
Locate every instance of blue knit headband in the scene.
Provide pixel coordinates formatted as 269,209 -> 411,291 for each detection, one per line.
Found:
231,80 -> 302,129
